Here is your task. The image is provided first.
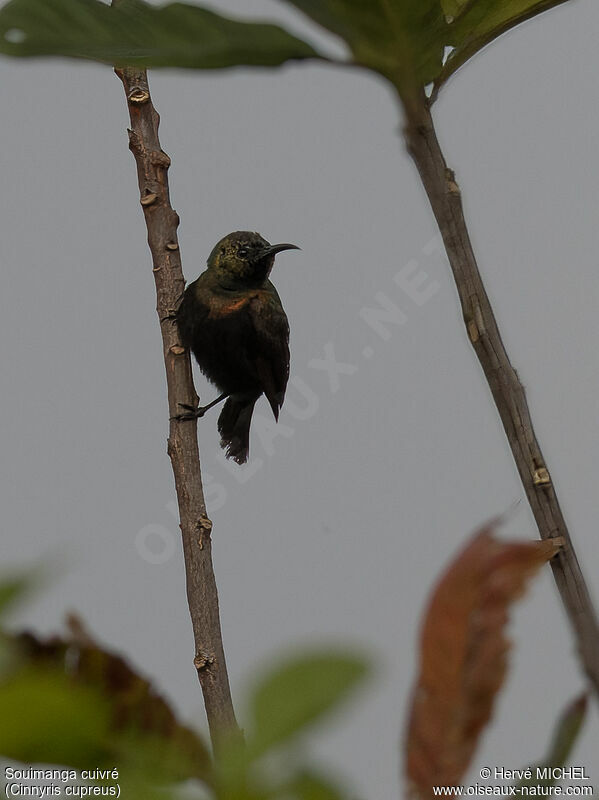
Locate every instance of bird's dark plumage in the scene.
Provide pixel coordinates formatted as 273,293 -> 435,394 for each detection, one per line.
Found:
177,231 -> 298,464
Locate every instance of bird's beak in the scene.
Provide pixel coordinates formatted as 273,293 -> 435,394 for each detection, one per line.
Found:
261,243 -> 301,258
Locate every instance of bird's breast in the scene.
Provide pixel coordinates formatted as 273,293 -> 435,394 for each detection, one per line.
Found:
206,289 -> 269,319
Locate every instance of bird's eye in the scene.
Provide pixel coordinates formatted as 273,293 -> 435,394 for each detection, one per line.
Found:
238,248 -> 249,258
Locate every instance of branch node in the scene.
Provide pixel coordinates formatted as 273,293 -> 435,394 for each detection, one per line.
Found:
128,87 -> 150,105
194,651 -> 215,672
166,242 -> 179,251
473,301 -> 486,336
140,192 -> 158,207
169,345 -> 186,356
198,515 -> 213,535
197,516 -> 214,548
533,467 -> 551,487
445,168 -> 460,194
467,319 -> 479,343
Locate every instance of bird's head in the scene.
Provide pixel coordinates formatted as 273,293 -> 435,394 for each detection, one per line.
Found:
207,231 -> 299,289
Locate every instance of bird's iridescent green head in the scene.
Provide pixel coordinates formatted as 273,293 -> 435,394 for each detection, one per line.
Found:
207,231 -> 299,289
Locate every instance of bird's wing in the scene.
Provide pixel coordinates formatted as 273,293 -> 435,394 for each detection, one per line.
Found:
248,286 -> 290,420
176,278 -> 210,350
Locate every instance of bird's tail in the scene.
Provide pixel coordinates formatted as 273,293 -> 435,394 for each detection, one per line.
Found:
218,395 -> 258,464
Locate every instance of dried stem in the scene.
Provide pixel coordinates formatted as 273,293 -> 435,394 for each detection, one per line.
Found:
115,67 -> 239,750
403,97 -> 599,696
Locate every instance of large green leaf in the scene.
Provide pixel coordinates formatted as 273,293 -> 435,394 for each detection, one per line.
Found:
281,0 -> 447,87
248,650 -> 369,755
281,0 -> 574,97
0,0 -> 322,68
0,0 -> 575,98
436,0 -> 573,92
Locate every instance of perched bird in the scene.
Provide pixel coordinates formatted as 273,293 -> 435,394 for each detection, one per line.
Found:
177,231 -> 299,464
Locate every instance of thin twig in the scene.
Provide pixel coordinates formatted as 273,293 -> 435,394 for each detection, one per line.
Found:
403,97 -> 599,697
115,66 -> 240,750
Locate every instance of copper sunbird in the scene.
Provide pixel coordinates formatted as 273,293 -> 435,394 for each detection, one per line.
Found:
177,231 -> 299,464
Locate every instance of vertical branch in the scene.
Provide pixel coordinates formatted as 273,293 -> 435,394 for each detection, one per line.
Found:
403,98 -> 599,696
115,66 -> 239,749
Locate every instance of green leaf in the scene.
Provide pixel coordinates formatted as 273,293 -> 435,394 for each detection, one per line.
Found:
436,0 -> 573,92
440,0 -> 470,20
12,624 -> 212,782
0,668 -> 111,766
0,0 -> 573,99
283,769 -> 345,799
0,0 -> 322,68
515,693 -> 588,794
249,650 -> 369,754
0,574 -> 31,616
0,577 -> 29,679
281,0 -> 447,88
282,0 -> 574,99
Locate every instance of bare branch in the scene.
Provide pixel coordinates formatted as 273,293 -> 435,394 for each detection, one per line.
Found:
115,66 -> 239,750
403,99 -> 599,697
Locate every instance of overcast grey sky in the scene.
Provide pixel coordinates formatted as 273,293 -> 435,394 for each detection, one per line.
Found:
2,1 -> 599,797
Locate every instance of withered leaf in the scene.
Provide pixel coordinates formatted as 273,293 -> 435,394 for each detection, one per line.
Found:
406,528 -> 556,797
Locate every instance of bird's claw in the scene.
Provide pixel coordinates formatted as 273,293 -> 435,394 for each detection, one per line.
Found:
171,393 -> 228,421
171,403 -> 206,421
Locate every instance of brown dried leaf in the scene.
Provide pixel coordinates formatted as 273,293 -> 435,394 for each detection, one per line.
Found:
405,527 -> 556,797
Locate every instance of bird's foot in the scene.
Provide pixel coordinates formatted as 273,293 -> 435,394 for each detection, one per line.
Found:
171,393 -> 229,421
171,403 -> 206,421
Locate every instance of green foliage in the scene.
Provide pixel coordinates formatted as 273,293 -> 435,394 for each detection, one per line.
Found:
0,573 -> 30,614
215,755 -> 348,800
215,650 -> 369,798
282,769 -> 346,799
436,0 -> 573,92
0,668 -> 112,766
0,0 -> 574,99
0,0 -> 322,68
0,568 -> 48,615
0,572 -> 37,675
0,579 -> 368,800
281,0 -> 447,89
248,650 -> 369,755
0,626 -> 212,784
281,0 -> 573,96
0,576 -> 212,789
515,693 -> 588,795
